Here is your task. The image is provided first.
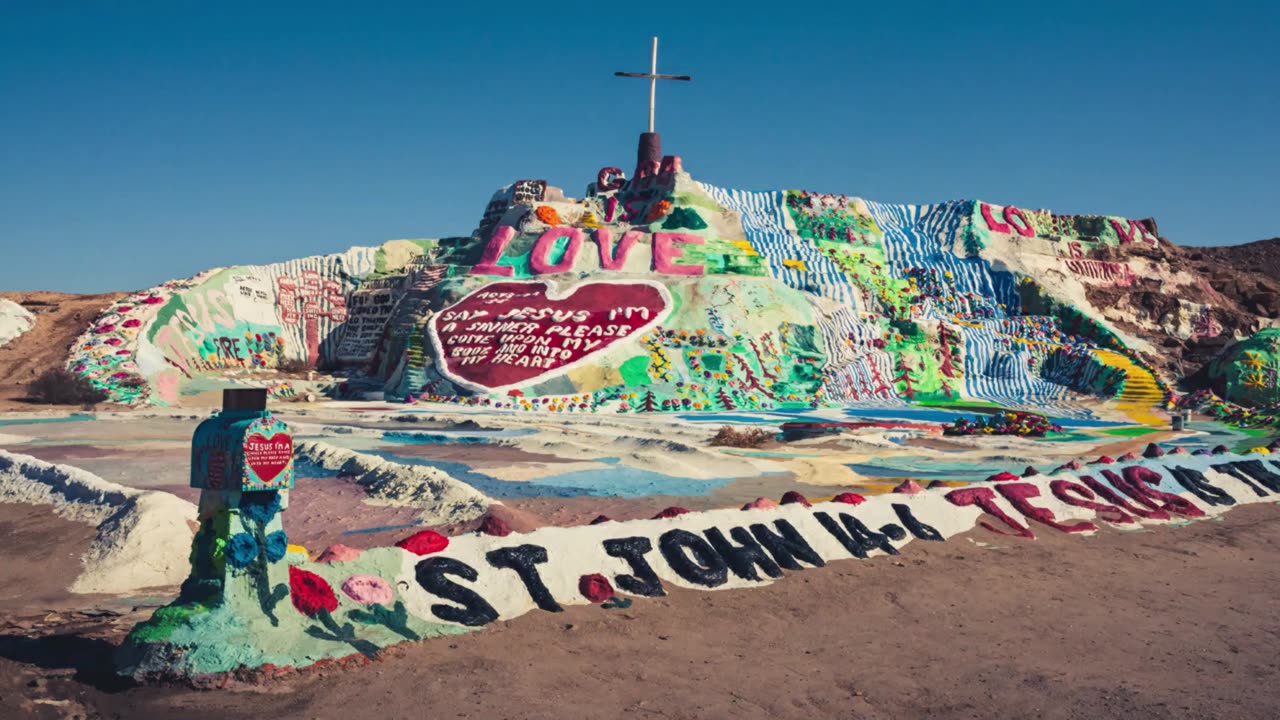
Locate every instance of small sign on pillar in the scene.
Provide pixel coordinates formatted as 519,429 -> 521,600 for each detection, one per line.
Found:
191,389 -> 295,492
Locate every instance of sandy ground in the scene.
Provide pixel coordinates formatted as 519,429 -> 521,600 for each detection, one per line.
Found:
1,502 -> 1278,719
0,292 -> 128,410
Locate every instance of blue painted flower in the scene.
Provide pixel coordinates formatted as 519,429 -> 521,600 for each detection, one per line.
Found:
240,491 -> 282,524
264,530 -> 289,563
226,532 -> 260,569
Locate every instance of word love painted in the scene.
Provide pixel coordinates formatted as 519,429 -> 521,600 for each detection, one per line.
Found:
395,455 -> 1280,629
472,226 -> 705,277
428,280 -> 670,391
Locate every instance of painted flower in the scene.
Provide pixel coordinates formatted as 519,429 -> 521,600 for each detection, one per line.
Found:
578,574 -> 615,604
340,574 -> 395,605
264,530 -> 289,562
226,532 -> 260,569
289,566 -> 338,617
122,318 -> 142,328
534,205 -> 561,225
240,491 -> 283,524
395,530 -> 449,555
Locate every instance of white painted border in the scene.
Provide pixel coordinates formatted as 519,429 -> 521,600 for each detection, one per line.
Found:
426,278 -> 674,394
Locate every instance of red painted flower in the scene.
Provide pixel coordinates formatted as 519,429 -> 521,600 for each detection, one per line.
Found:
832,492 -> 866,505
780,490 -> 811,507
395,530 -> 449,555
122,318 -> 142,328
141,295 -> 164,305
104,337 -> 123,346
289,566 -> 338,617
94,324 -> 116,334
578,574 -> 615,604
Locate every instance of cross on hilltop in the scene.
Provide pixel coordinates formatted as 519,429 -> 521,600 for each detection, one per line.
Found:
614,37 -> 691,178
614,36 -> 691,134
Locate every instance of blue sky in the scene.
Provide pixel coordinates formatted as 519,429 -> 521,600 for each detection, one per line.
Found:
2,1 -> 1277,292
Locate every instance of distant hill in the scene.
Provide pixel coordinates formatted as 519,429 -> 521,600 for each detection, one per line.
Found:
52,159 -> 1280,415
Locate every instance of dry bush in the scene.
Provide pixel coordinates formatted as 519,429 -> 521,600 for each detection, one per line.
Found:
29,368 -> 109,405
708,425 -> 773,448
276,358 -> 311,374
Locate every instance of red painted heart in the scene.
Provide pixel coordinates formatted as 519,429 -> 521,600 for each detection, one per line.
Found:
244,433 -> 293,485
430,280 -> 669,391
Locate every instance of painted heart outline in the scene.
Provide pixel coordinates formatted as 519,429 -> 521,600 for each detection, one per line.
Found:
427,279 -> 672,393
243,429 -> 293,486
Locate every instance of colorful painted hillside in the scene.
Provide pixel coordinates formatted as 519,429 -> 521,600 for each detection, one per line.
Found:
66,156 -> 1280,421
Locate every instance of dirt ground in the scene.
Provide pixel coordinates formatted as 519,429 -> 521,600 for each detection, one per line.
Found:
0,291 -> 127,410
3,501 -> 1279,720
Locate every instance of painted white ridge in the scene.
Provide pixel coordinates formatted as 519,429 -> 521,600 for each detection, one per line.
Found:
0,451 -> 198,595
386,453 -> 1280,628
426,278 -> 674,394
0,299 -> 35,347
294,440 -> 491,524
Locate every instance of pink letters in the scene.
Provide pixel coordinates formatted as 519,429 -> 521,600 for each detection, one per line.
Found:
945,486 -> 1035,538
472,226 -> 517,277
996,482 -> 1097,534
981,203 -> 1037,238
652,232 -> 704,276
596,228 -> 642,271
529,227 -> 584,275
980,203 -> 1012,233
471,227 -> 705,277
1004,207 -> 1036,237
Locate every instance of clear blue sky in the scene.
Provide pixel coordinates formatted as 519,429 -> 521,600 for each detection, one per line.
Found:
2,1 -> 1277,293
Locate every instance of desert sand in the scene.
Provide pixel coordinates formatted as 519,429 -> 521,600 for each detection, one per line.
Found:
3,501 -> 1279,719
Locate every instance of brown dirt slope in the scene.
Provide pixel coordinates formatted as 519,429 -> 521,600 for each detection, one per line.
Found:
4,503 -> 1280,719
1190,237 -> 1280,289
0,291 -> 126,407
1083,237 -> 1280,379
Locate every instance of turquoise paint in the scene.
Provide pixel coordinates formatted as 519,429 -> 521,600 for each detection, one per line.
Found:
0,413 -> 96,427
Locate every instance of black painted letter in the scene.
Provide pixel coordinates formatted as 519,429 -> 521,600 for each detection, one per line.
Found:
414,557 -> 499,627
486,544 -> 562,613
658,529 -> 728,587
749,519 -> 826,569
704,527 -> 783,581
603,536 -> 666,597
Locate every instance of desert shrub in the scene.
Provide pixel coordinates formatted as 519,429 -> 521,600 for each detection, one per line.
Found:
277,358 -> 312,374
30,368 -> 109,405
709,425 -> 773,448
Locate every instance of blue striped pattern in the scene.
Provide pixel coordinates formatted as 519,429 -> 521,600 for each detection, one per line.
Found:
698,182 -> 1091,415
814,304 -> 898,402
697,184 -> 863,309
958,320 -> 1084,414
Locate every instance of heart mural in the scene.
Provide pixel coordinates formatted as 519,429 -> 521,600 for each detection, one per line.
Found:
243,430 -> 294,488
428,280 -> 671,391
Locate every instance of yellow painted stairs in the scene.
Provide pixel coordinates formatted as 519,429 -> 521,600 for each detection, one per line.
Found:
1092,349 -> 1168,426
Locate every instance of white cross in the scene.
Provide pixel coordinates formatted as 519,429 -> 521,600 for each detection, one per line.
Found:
614,37 -> 691,134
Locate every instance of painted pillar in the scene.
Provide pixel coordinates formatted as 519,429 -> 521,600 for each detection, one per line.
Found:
636,132 -> 662,179
185,388 -> 297,624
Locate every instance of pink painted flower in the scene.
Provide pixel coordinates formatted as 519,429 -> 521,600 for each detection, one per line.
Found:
340,574 -> 394,605
94,324 -> 116,334
122,318 -> 142,328
104,338 -> 123,346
